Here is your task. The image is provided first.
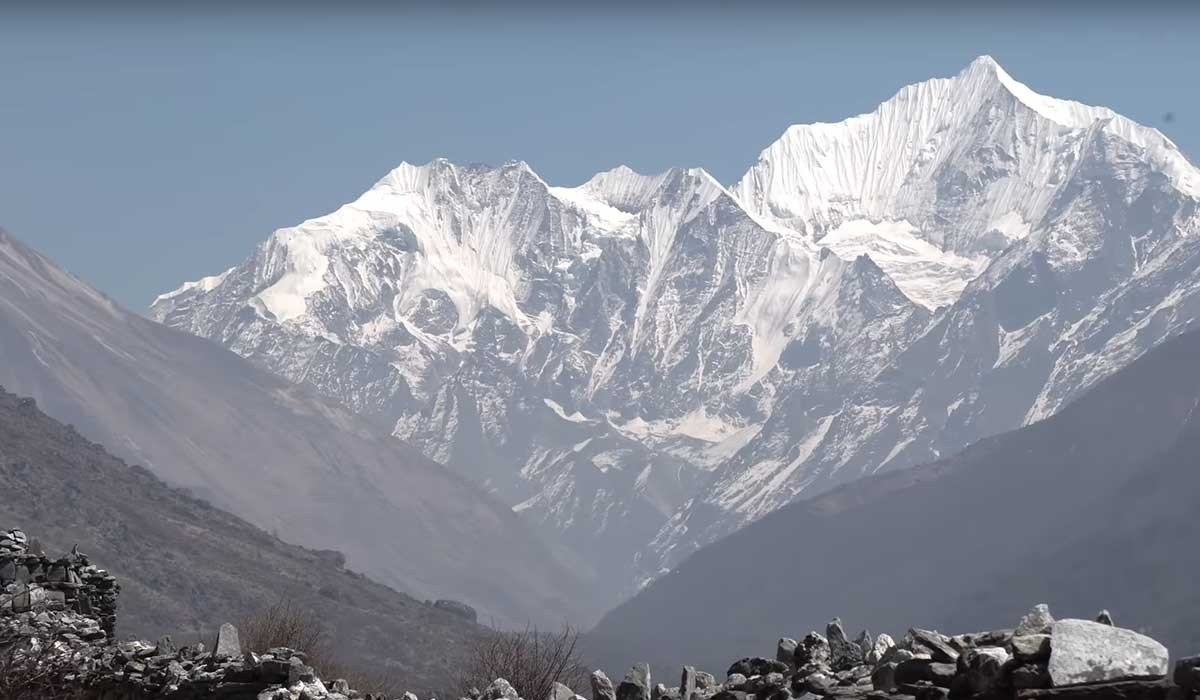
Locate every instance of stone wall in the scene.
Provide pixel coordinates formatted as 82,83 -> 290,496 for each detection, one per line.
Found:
0,527 -> 120,635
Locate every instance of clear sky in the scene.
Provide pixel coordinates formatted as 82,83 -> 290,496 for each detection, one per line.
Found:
2,2 -> 1198,312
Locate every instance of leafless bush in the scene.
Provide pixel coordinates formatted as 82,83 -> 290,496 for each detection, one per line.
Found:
237,597 -> 330,664
237,597 -> 405,696
0,627 -> 84,700
455,625 -> 588,700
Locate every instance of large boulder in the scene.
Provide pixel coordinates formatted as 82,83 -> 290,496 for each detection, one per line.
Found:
1047,620 -> 1169,687
593,671 -> 617,700
964,647 -> 1011,694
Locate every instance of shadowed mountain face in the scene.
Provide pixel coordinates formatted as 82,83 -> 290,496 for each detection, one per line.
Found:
583,327 -> 1200,678
0,229 -> 593,628
0,385 -> 483,695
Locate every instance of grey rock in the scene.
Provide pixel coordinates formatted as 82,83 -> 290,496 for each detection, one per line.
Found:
1048,619 -> 1169,686
908,629 -> 959,663
1173,656 -> 1200,691
215,622 -> 241,658
1097,610 -> 1116,626
725,674 -> 747,691
1012,664 -> 1052,690
681,666 -> 698,700
618,664 -> 652,700
593,671 -> 617,700
963,647 -> 1010,694
800,673 -> 836,694
894,659 -> 957,688
551,683 -> 577,700
828,619 -> 864,670
1016,604 -> 1056,636
795,633 -> 830,668
777,638 -> 798,666
728,658 -> 788,677
879,647 -> 919,666
485,679 -> 521,700
1012,634 -> 1052,662
868,634 -> 895,665
855,630 -> 874,659
871,663 -> 897,693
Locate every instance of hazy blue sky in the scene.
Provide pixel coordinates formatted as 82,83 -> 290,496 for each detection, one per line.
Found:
2,3 -> 1197,311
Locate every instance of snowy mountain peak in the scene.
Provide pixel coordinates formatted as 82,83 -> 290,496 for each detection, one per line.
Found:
571,165 -> 725,214
730,55 -> 1200,310
960,55 -> 1118,129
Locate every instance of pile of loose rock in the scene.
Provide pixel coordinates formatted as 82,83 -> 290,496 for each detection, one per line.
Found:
593,604 -> 1199,700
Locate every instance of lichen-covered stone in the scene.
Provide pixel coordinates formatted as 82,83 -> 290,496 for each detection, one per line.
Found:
1048,619 -> 1169,687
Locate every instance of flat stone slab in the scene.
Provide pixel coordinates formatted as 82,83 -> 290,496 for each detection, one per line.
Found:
1048,620 -> 1169,687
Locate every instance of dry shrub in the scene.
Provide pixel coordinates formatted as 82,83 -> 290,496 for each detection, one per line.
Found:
0,627 -> 85,700
237,597 -> 405,697
237,598 -> 329,662
455,625 -> 588,700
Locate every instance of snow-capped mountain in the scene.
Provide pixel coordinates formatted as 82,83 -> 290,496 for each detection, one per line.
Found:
153,56 -> 1200,604
152,158 -> 926,601
640,56 -> 1200,581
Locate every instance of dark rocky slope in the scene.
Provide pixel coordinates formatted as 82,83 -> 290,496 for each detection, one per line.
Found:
0,386 -> 485,694
585,327 -> 1200,677
0,228 -> 591,627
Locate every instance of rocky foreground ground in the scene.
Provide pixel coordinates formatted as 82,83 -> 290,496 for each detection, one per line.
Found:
4,527 -> 1200,700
